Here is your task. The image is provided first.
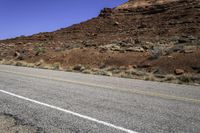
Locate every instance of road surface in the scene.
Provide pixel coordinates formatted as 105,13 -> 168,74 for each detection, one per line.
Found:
0,65 -> 200,133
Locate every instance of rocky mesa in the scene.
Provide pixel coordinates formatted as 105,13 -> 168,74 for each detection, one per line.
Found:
0,0 -> 200,84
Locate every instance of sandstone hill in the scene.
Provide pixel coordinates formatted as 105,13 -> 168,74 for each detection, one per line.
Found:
0,0 -> 200,84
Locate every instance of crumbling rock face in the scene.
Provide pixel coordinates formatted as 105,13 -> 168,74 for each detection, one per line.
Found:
1,0 -> 199,47
117,0 -> 178,9
59,0 -> 199,47
99,8 -> 113,17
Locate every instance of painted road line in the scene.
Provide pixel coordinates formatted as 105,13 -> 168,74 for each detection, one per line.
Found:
0,70 -> 200,104
0,89 -> 137,133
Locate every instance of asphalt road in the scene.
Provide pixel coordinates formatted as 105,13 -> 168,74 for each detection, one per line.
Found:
0,65 -> 200,133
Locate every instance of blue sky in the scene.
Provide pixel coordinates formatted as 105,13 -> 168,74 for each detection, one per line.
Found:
0,0 -> 127,40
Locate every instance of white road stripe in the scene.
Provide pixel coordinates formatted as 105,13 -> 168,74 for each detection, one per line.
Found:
0,89 -> 138,133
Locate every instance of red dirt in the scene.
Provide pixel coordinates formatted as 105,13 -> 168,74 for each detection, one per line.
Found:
0,0 -> 200,76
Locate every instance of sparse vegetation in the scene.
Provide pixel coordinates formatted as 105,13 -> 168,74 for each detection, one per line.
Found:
0,59 -> 199,85
178,75 -> 193,84
148,47 -> 164,60
0,0 -> 199,86
52,62 -> 61,70
35,47 -> 45,56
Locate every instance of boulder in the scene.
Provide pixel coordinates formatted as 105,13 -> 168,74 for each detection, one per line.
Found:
100,44 -> 122,51
181,46 -> 197,53
54,47 -> 62,52
35,59 -> 44,66
14,51 -> 24,60
126,47 -> 145,52
99,8 -> 112,17
99,71 -> 112,76
175,69 -> 185,75
113,21 -> 120,26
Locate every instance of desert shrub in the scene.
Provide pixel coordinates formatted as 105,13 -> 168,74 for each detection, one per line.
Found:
144,74 -> 156,81
82,69 -> 93,74
131,69 -> 146,76
34,42 -> 45,47
35,47 -> 45,56
52,62 -> 60,70
164,74 -> 176,81
73,64 -> 85,71
15,62 -> 23,66
178,75 -> 192,83
148,47 -> 164,60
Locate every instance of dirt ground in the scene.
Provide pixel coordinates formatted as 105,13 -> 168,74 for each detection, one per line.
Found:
0,114 -> 41,133
0,0 -> 199,84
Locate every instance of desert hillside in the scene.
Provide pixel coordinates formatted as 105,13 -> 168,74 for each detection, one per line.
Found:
0,0 -> 200,84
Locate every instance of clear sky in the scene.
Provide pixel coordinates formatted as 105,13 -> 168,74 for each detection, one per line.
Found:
0,0 -> 127,40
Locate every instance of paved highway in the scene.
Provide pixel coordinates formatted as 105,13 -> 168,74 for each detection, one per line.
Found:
0,65 -> 200,133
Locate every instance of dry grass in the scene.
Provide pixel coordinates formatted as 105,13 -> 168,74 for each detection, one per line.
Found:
0,59 -> 199,86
